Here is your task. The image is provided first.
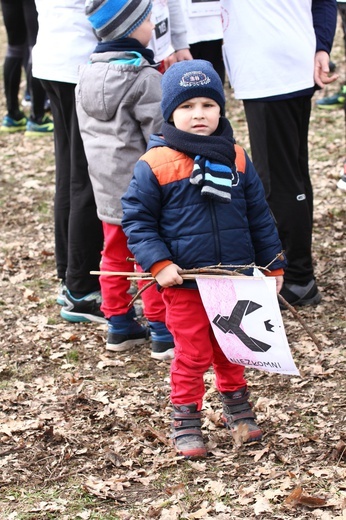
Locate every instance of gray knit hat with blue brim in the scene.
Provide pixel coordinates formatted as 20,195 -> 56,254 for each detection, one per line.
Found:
161,59 -> 225,122
85,0 -> 152,41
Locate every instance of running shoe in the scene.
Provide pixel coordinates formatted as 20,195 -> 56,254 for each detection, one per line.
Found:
279,279 -> 321,309
0,114 -> 28,133
60,290 -> 106,324
316,85 -> 346,110
25,114 -> 54,136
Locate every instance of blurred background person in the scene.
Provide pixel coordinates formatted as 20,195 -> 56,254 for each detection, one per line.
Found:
0,0 -> 53,135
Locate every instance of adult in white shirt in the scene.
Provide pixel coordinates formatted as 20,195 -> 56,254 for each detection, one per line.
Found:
221,0 -> 338,308
32,0 -> 105,323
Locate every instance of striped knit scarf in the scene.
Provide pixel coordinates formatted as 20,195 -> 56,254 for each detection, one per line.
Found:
161,117 -> 237,204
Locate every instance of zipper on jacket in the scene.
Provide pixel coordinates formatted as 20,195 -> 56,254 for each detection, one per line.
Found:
209,200 -> 221,263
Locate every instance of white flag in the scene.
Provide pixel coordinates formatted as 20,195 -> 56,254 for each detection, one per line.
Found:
196,276 -> 300,376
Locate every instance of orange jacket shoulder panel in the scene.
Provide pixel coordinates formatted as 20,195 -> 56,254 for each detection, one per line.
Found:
234,144 -> 246,174
141,146 -> 194,186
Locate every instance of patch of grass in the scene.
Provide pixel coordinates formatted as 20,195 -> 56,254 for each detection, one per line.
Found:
37,200 -> 50,215
47,315 -> 59,325
0,379 -> 11,390
65,349 -> 80,363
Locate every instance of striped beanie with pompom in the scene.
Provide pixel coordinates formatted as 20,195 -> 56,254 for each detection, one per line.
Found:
85,0 -> 152,41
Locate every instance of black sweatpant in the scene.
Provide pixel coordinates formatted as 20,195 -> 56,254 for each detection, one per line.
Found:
189,39 -> 225,85
41,80 -> 103,295
243,96 -> 314,285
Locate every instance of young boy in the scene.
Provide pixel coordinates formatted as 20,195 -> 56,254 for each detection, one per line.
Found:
121,60 -> 287,458
76,0 -> 174,360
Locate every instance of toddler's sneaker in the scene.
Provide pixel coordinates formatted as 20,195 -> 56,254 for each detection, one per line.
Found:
106,308 -> 149,352
316,85 -> 346,110
25,114 -> 54,136
0,114 -> 28,133
60,290 -> 106,323
279,279 -> 321,309
149,320 -> 175,361
220,387 -> 263,443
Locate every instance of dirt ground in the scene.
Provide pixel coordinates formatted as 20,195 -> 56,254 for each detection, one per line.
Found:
0,19 -> 345,520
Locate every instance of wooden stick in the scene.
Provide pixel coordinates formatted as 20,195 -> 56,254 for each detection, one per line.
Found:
90,270 -> 249,279
126,274 -> 254,280
278,294 -> 322,351
129,280 -> 156,306
90,270 -> 152,277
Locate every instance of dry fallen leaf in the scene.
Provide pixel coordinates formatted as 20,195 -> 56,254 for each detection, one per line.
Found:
284,486 -> 328,508
253,494 -> 273,516
331,440 -> 346,461
231,422 -> 250,446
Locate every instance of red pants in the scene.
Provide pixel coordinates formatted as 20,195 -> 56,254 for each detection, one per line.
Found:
162,287 -> 247,410
100,223 -> 166,321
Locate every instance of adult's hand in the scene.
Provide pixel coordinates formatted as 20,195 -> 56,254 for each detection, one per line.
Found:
314,50 -> 339,88
163,48 -> 192,71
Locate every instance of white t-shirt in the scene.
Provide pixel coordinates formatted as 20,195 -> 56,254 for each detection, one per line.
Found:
221,0 -> 316,99
179,0 -> 223,45
148,0 -> 174,62
148,0 -> 190,61
32,0 -> 97,84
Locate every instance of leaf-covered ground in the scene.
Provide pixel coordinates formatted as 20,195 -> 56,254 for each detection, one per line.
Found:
0,20 -> 345,520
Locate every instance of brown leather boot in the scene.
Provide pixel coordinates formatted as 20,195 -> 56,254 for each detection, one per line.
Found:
171,404 -> 207,459
219,386 -> 262,442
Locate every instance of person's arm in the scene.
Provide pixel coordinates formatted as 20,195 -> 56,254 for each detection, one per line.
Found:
163,0 -> 193,70
167,0 -> 190,52
312,0 -> 339,87
312,0 -> 337,54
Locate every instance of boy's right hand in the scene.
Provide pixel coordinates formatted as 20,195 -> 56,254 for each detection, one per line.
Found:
155,263 -> 183,287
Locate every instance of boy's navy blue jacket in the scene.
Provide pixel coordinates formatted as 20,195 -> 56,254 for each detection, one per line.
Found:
121,134 -> 287,279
